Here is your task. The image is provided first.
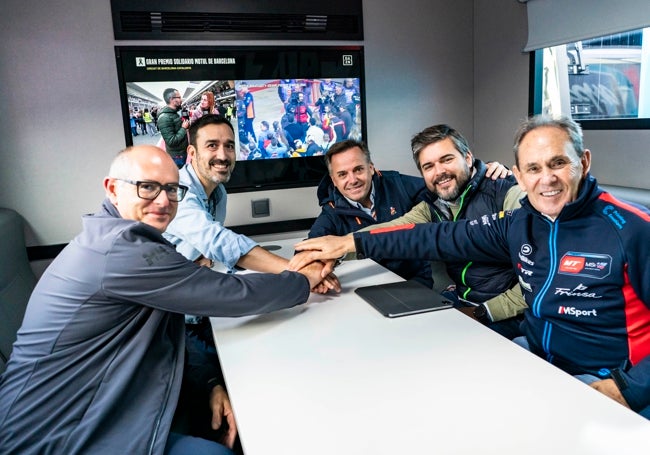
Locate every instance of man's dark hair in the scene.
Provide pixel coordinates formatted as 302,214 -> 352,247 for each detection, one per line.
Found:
324,139 -> 371,172
410,124 -> 471,170
163,88 -> 178,105
189,114 -> 235,148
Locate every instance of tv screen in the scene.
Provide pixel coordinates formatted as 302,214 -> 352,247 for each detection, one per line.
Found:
114,45 -> 366,193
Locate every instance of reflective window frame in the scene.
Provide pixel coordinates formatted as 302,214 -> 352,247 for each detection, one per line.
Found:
529,27 -> 650,130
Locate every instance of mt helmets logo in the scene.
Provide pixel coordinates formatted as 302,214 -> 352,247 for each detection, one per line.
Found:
558,252 -> 612,279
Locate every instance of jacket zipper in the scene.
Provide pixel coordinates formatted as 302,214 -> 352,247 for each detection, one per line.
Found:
532,218 -> 558,360
148,354 -> 176,454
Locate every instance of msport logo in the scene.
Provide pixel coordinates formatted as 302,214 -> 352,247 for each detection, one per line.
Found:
558,306 -> 597,318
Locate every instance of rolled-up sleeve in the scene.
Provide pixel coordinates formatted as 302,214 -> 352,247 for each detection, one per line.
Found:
164,186 -> 256,270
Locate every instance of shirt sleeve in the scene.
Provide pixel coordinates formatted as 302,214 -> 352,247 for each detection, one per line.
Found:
483,285 -> 528,321
503,185 -> 526,210
164,189 -> 257,271
357,201 -> 432,232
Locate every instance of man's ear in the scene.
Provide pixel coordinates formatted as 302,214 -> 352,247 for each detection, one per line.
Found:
581,149 -> 592,177
103,177 -> 119,204
465,150 -> 474,167
512,165 -> 525,191
187,144 -> 196,162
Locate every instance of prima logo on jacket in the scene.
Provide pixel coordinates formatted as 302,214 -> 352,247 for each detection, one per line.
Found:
554,283 -> 602,299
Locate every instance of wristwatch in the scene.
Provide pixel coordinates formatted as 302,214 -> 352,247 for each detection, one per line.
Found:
473,303 -> 491,324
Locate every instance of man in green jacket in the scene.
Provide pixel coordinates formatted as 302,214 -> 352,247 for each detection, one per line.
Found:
158,87 -> 190,167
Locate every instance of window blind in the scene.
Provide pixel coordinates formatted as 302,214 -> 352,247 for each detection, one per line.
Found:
523,0 -> 650,51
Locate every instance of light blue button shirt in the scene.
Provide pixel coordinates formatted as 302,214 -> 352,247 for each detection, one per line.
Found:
163,163 -> 257,272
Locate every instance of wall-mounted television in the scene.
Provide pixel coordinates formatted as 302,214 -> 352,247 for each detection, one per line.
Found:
115,45 -> 366,193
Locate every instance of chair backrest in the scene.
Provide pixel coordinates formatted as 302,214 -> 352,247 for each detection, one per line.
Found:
0,208 -> 37,374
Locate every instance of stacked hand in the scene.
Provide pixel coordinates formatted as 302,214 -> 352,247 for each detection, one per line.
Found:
289,235 -> 356,278
294,259 -> 341,293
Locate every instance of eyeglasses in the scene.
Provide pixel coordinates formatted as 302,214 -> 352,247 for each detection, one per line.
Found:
116,179 -> 188,202
172,96 -> 182,99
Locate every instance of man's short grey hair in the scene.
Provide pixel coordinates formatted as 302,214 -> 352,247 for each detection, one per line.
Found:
163,88 -> 178,105
411,124 -> 471,170
513,115 -> 584,166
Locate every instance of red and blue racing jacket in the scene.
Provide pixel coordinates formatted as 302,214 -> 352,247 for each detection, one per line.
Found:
353,175 -> 650,412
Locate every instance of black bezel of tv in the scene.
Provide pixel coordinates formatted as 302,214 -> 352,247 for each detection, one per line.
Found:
115,45 -> 366,193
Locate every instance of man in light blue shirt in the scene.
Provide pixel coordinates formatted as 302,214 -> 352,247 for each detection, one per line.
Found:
163,115 -> 338,446
164,115 -> 332,277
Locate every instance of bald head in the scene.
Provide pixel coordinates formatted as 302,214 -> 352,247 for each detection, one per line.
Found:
109,145 -> 179,180
104,145 -> 180,232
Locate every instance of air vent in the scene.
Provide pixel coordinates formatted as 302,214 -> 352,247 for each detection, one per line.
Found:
111,0 -> 363,41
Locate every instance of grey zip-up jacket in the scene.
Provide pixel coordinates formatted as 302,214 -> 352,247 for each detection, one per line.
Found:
0,199 -> 310,454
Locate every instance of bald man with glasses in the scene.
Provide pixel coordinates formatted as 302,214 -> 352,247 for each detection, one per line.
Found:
0,145 -> 327,454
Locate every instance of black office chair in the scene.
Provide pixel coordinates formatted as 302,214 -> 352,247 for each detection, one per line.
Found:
0,208 -> 37,374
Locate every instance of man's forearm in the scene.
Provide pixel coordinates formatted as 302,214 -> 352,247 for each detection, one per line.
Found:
236,245 -> 289,273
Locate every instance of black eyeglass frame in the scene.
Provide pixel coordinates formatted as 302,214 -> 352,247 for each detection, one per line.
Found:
116,178 -> 188,202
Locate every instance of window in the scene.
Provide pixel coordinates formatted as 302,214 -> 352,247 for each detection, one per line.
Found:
530,27 -> 650,129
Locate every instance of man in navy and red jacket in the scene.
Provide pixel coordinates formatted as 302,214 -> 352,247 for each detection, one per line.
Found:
308,139 -> 432,287
293,115 -> 650,418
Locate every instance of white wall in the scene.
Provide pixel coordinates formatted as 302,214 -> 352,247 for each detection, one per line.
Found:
0,0 -> 646,248
473,0 -> 650,189
474,0 -> 530,164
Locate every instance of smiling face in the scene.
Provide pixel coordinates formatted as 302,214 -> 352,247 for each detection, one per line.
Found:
513,126 -> 590,220
199,94 -> 210,109
417,137 -> 473,202
188,122 -> 237,195
329,146 -> 375,207
105,146 -> 179,232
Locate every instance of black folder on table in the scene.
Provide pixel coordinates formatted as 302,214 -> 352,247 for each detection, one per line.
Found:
354,280 -> 453,318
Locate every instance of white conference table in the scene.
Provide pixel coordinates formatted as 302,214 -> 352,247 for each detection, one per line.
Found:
211,238 -> 650,454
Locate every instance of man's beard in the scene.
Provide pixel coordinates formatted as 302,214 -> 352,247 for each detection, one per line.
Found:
433,167 -> 471,202
207,158 -> 233,184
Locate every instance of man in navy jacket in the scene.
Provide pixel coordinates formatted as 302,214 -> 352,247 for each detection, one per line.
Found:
292,115 -> 650,418
308,139 -> 433,287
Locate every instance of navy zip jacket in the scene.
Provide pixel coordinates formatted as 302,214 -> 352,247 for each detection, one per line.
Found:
309,170 -> 432,287
424,159 -> 519,302
352,175 -> 650,413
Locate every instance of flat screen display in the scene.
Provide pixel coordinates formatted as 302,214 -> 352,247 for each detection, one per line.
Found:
115,46 -> 366,192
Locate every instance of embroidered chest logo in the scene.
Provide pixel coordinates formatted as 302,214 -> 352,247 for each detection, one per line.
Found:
558,252 -> 612,279
142,245 -> 170,265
